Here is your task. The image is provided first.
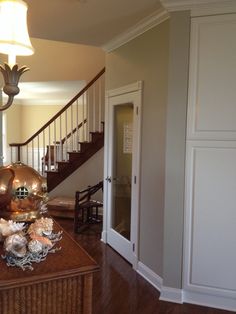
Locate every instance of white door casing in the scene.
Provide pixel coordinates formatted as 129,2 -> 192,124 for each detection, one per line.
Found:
102,81 -> 142,269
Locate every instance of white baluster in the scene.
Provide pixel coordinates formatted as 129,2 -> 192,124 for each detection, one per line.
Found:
71,104 -> 73,152
76,99 -> 79,151
65,110 -> 68,161
48,125 -> 51,170
82,94 -> 85,143
93,83 -> 96,132
32,139 -> 34,169
87,90 -> 90,142
59,114 -> 62,161
42,130 -> 45,174
37,135 -> 40,173
26,144 -> 28,166
54,120 -> 57,170
98,77 -> 102,132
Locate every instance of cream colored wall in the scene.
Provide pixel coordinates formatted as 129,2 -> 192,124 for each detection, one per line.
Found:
5,105 -> 22,143
105,21 -> 169,276
0,38 -> 105,84
20,104 -> 64,142
14,38 -> 105,83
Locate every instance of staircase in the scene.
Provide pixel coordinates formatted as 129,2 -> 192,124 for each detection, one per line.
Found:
9,68 -> 105,192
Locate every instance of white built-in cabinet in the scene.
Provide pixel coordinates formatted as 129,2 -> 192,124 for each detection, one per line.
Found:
184,14 -> 236,310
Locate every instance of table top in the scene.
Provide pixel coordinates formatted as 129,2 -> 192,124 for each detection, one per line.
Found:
0,220 -> 99,290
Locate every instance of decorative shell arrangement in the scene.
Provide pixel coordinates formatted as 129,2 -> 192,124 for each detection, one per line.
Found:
4,233 -> 28,258
1,217 -> 62,271
0,218 -> 25,240
28,239 -> 43,254
28,217 -> 53,237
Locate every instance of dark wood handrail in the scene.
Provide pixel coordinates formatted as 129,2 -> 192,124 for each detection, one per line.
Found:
9,68 -> 105,148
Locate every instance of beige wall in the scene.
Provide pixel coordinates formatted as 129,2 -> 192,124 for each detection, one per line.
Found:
163,11 -> 190,289
105,21 -> 169,275
5,104 -> 64,144
5,105 -> 22,144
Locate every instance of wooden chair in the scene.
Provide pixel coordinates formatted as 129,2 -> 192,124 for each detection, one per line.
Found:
74,181 -> 103,233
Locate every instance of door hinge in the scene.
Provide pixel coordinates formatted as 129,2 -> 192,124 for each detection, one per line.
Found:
134,176 -> 136,184
132,243 -> 135,252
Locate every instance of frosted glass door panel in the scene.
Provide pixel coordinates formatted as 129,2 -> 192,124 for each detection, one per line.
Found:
112,104 -> 133,240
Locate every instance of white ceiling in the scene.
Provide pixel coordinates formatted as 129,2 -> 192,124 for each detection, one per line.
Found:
25,0 -> 163,46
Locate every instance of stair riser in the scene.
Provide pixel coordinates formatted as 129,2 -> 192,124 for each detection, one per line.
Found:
91,133 -> 104,143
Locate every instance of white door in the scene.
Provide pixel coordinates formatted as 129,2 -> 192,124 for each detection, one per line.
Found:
103,82 -> 142,267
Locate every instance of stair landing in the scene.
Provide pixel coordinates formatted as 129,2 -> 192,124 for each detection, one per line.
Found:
47,196 -> 75,219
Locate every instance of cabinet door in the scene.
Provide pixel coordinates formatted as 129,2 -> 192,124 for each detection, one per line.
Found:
187,14 -> 236,141
184,13 -> 236,309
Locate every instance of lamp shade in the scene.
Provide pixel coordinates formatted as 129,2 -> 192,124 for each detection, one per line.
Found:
0,0 -> 34,56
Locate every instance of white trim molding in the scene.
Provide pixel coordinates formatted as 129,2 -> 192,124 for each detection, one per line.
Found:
183,291 -> 236,312
160,0 -> 236,16
106,81 -> 143,98
137,262 -> 163,292
101,230 -> 107,243
160,287 -> 183,304
127,259 -> 236,311
104,81 -> 142,268
102,9 -> 169,52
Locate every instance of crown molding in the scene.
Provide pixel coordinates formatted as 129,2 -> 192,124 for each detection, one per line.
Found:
160,0 -> 236,16
102,9 -> 169,53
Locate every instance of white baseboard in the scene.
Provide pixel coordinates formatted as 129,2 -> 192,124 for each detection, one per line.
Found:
137,261 -> 163,292
160,286 -> 183,304
183,290 -> 236,312
101,230 -> 107,243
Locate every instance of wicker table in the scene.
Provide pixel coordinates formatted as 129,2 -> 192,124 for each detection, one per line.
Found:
0,221 -> 99,314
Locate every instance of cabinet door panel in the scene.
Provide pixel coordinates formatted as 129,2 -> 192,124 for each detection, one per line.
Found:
188,14 -> 236,140
185,142 -> 236,292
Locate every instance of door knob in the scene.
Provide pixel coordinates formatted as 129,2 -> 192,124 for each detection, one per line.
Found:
105,176 -> 111,183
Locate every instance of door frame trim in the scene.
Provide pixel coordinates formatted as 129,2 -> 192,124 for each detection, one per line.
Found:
102,81 -> 142,269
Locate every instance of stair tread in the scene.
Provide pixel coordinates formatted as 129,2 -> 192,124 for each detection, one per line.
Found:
68,151 -> 83,154
90,131 -> 104,134
46,170 -> 59,174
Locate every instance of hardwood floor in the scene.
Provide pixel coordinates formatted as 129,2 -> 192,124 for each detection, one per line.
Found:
56,218 -> 234,314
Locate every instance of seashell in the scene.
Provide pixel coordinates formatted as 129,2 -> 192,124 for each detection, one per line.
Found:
0,218 -> 25,238
30,233 -> 53,248
4,233 -> 27,258
28,217 -> 53,237
28,239 -> 43,253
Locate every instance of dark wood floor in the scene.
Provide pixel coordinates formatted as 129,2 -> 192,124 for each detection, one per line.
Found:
56,218 -> 234,314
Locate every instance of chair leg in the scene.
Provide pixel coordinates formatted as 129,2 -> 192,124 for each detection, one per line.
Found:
74,209 -> 78,233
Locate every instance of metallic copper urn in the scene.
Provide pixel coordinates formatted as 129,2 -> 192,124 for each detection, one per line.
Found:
0,162 -> 47,221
